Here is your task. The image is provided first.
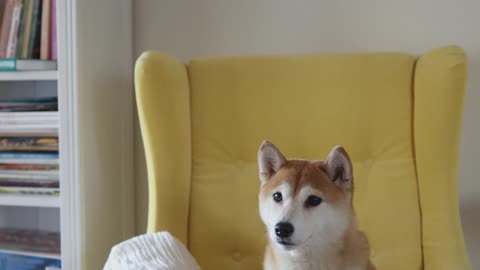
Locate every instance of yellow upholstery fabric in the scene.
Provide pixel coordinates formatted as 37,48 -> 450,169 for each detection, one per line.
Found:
414,47 -> 471,270
135,53 -> 191,244
135,46 -> 471,270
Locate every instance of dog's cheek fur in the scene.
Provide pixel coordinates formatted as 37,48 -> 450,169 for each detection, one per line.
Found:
259,195 -> 276,228
288,204 -> 350,255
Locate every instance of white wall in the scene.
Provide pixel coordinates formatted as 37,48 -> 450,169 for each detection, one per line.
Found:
133,0 -> 480,268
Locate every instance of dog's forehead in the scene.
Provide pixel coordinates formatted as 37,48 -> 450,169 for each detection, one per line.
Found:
261,159 -> 333,197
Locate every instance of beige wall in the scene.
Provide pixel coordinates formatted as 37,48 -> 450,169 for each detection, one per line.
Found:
133,0 -> 480,268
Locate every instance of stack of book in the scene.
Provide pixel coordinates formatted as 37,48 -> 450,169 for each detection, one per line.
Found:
0,228 -> 60,269
0,0 -> 57,71
0,252 -> 60,269
0,96 -> 58,196
0,228 -> 60,254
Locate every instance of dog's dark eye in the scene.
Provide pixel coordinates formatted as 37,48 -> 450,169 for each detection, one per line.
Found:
273,192 -> 283,203
306,195 -> 322,207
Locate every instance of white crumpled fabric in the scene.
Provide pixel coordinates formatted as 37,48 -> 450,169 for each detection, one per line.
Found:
104,232 -> 201,270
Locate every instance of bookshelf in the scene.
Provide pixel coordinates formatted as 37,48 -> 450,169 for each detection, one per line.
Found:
0,0 -> 135,270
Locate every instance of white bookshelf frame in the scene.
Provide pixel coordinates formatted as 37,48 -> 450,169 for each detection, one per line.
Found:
0,0 -> 135,269
58,0 -> 135,269
57,0 -> 79,268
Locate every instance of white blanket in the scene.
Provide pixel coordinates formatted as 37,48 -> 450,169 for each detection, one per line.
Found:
104,232 -> 201,270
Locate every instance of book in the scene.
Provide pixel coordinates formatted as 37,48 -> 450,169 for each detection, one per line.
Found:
0,117 -> 58,124
0,164 -> 59,170
40,0 -> 49,59
5,0 -> 22,58
0,0 -> 14,58
0,252 -> 61,269
0,103 -> 57,111
0,110 -> 58,117
0,96 -> 57,103
0,127 -> 58,134
15,0 -> 30,57
0,178 -> 58,189
20,0 -> 33,58
0,169 -> 58,176
27,0 -> 40,58
0,113 -> 58,125
0,132 -> 57,137
0,154 -> 59,167
0,114 -> 58,121
0,152 -> 58,160
0,171 -> 59,180
0,115 -> 57,122
0,118 -> 58,124
49,0 -> 55,60
0,228 -> 60,254
0,58 -> 56,70
0,111 -> 59,129
0,1 -> 5,24
0,136 -> 58,152
0,158 -> 58,165
0,97 -> 57,111
0,186 -> 59,194
0,104 -> 57,110
0,178 -> 58,188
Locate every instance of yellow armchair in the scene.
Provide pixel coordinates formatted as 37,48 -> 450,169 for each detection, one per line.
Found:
135,46 -> 471,270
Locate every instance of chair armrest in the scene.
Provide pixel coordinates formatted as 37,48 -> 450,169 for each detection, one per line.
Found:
135,51 -> 192,243
414,45 -> 471,270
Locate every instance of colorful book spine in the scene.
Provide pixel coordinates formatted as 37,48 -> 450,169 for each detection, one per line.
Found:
5,0 -> 22,58
0,164 -> 59,170
0,171 -> 59,179
0,152 -> 58,159
0,137 -> 59,152
40,0 -> 50,59
0,0 -> 14,58
0,252 -> 61,269
0,1 -> 5,24
0,57 -> 16,69
0,96 -> 57,104
15,0 -> 30,57
0,159 -> 58,165
0,181 -> 59,188
20,0 -> 33,58
50,0 -> 55,60
27,0 -> 40,58
0,58 -> 57,71
0,186 -> 59,194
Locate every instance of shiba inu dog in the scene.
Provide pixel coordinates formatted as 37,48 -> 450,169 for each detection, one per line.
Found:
258,141 -> 375,270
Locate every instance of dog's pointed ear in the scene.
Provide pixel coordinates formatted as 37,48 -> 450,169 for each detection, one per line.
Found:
258,140 -> 286,184
324,146 -> 353,191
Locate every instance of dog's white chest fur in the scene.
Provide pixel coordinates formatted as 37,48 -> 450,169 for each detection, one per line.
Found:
264,230 -> 373,270
264,242 -> 350,270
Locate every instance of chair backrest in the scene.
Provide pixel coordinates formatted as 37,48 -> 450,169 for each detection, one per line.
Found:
135,46 -> 471,270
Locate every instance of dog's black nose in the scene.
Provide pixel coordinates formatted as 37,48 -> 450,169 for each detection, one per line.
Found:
275,222 -> 294,238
